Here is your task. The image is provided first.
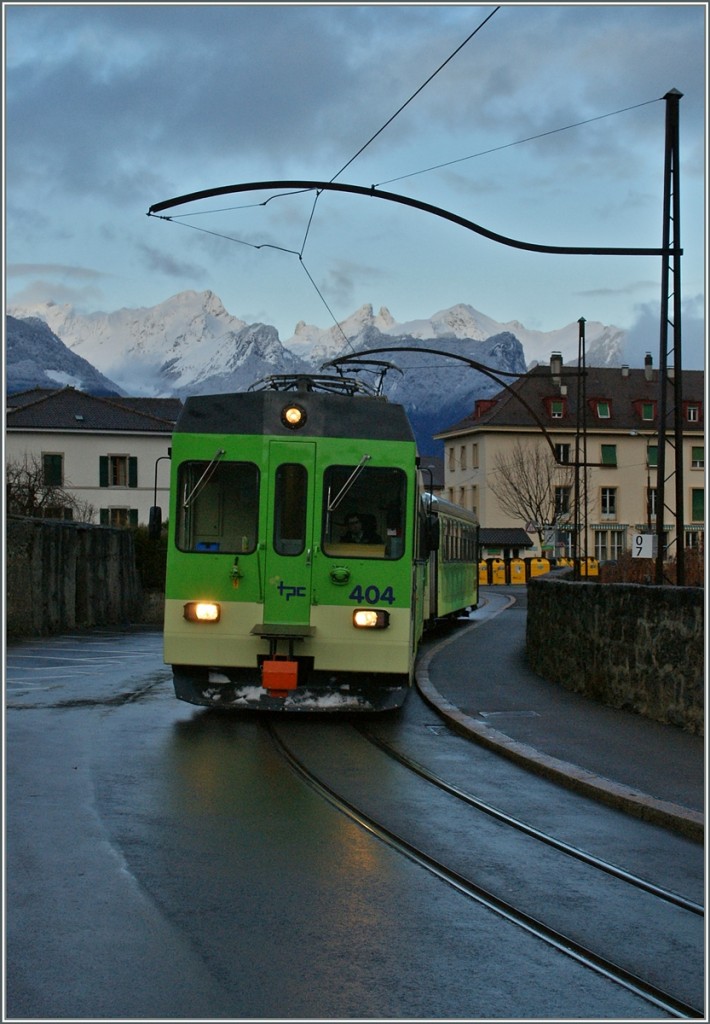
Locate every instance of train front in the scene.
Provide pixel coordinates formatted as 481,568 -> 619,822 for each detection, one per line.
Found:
162,380 -> 425,711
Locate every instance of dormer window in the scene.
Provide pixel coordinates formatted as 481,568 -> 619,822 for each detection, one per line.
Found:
544,397 -> 567,419
685,403 -> 702,424
632,399 -> 657,422
590,399 -> 611,419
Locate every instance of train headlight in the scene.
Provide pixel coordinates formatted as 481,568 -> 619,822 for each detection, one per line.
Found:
353,609 -> 390,629
281,403 -> 307,429
184,601 -> 221,623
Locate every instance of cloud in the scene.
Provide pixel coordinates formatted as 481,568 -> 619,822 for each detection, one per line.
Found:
138,243 -> 206,281
623,294 -> 705,371
8,278 -> 105,312
7,262 -> 107,281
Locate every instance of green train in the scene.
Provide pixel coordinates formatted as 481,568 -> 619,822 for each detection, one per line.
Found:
159,373 -> 478,711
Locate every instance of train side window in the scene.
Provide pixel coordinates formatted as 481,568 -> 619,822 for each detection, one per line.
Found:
176,461 -> 259,553
322,465 -> 406,559
273,463 -> 308,556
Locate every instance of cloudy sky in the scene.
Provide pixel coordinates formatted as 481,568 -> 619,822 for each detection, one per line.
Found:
4,3 -> 707,367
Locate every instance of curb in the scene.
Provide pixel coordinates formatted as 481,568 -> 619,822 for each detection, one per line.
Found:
415,623 -> 704,844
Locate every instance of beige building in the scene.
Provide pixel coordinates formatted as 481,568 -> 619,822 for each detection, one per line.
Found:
435,355 -> 704,563
6,388 -> 182,526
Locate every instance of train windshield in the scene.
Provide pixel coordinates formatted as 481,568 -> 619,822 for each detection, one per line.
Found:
322,465 -> 407,559
176,460 -> 259,553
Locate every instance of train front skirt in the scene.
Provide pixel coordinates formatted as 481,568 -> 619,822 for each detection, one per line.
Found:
172,665 -> 410,712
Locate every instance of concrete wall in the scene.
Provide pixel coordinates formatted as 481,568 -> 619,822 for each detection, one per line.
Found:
526,574 -> 704,735
7,517 -> 143,637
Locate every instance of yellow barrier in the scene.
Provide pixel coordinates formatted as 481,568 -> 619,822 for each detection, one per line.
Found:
490,559 -> 507,585
528,558 -> 551,578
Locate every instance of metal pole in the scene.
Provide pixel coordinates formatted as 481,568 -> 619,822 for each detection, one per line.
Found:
656,88 -> 684,584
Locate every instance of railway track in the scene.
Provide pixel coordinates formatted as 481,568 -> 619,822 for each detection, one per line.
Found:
267,717 -> 704,1019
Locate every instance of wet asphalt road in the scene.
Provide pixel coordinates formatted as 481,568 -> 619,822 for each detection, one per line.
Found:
5,626 -> 701,1019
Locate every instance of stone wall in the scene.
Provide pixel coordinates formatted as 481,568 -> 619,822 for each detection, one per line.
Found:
6,517 -> 143,637
526,574 -> 704,734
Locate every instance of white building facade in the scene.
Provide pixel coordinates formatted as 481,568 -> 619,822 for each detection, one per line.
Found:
6,388 -> 181,527
435,356 -> 704,563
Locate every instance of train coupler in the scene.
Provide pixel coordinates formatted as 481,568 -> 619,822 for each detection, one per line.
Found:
261,658 -> 299,698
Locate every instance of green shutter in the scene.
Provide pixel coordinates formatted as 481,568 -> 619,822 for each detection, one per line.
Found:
100,508 -> 109,525
128,457 -> 138,488
100,456 -> 109,487
129,509 -> 139,527
691,489 -> 704,522
601,445 -> 617,466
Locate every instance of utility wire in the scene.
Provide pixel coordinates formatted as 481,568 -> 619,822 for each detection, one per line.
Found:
299,258 -> 357,353
297,7 -> 500,304
329,6 -> 501,184
375,96 -> 663,187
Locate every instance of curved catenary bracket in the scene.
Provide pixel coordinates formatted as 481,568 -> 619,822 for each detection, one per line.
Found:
324,346 -> 561,462
148,180 -> 680,257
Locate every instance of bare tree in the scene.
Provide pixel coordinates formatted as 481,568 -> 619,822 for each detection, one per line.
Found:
6,453 -> 96,523
489,440 -> 576,554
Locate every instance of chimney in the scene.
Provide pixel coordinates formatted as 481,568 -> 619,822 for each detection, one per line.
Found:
621,364 -> 630,377
644,352 -> 653,381
550,351 -> 563,377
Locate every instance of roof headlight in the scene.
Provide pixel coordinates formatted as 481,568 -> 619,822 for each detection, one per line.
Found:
281,403 -> 307,429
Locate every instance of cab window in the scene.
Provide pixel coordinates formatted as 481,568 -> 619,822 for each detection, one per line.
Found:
273,463 -> 308,556
176,461 -> 258,553
322,465 -> 407,559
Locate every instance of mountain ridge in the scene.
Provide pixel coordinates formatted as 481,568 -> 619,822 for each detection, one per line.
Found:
6,290 -> 627,452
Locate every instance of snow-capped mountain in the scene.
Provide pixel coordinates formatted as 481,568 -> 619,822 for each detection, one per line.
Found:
286,301 -> 625,369
6,315 -> 124,396
6,290 -> 626,451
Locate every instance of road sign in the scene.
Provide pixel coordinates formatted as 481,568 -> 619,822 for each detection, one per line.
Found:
632,533 -> 657,558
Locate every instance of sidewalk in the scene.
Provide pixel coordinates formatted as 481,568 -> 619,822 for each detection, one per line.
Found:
416,588 -> 704,842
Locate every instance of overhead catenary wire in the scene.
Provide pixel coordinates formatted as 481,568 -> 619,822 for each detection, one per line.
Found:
375,96 -> 664,187
297,8 -> 500,261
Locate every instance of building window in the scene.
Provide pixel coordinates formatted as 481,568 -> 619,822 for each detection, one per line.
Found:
685,530 -> 703,549
448,447 -> 455,472
555,486 -> 571,515
686,404 -> 700,423
555,443 -> 571,464
600,487 -> 616,518
549,399 -> 565,419
642,402 -> 654,421
594,532 -> 608,561
42,453 -> 64,487
647,445 -> 658,468
594,400 -> 611,419
100,508 -> 138,527
100,455 -> 138,488
691,446 -> 704,469
691,489 -> 704,522
610,531 -> 624,559
472,444 -> 479,468
460,445 -> 467,471
601,445 -> 617,466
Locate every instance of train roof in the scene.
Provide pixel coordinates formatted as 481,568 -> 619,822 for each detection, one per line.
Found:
424,492 -> 479,526
174,385 -> 416,443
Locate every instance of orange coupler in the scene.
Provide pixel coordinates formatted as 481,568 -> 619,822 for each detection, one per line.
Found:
261,659 -> 299,698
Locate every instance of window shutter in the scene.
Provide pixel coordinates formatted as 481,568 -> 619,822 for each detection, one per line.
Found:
129,509 -> 139,527
100,456 -> 109,487
100,508 -> 109,525
128,457 -> 138,488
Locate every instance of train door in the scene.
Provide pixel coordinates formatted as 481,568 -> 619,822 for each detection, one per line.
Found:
262,441 -> 317,627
